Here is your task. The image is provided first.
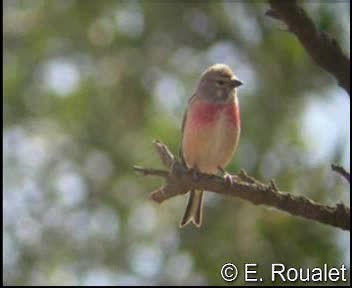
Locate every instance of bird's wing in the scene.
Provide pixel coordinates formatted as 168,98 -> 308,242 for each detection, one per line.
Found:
179,93 -> 197,164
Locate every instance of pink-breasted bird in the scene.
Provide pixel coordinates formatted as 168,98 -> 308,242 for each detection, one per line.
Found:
180,63 -> 243,228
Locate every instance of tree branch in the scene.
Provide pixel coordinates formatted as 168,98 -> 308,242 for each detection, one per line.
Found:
268,0 -> 350,96
134,141 -> 350,231
331,164 -> 350,184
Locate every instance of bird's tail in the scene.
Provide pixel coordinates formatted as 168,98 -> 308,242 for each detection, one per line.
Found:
179,190 -> 204,228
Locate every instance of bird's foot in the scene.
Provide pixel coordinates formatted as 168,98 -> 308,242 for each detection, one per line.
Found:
191,166 -> 201,182
218,167 -> 234,186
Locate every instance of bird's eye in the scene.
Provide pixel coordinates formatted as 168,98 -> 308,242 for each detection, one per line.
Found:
216,80 -> 225,86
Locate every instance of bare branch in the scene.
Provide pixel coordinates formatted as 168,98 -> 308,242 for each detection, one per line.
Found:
134,141 -> 350,231
331,164 -> 350,184
133,166 -> 169,178
268,0 -> 350,96
265,9 -> 282,21
153,139 -> 175,169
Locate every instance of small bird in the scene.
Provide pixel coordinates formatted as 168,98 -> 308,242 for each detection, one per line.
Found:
180,63 -> 243,228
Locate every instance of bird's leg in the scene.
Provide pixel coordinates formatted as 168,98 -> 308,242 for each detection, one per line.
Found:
218,166 -> 234,186
191,166 -> 201,182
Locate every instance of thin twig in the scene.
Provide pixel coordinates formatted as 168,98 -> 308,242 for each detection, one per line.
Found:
133,166 -> 169,178
331,164 -> 350,184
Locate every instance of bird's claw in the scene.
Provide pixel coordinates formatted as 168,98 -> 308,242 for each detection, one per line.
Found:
218,166 -> 234,186
191,166 -> 201,182
224,173 -> 234,186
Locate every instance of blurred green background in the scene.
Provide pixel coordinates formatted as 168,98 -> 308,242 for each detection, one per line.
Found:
3,0 -> 350,285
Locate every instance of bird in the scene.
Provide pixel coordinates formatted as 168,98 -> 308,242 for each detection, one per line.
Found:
179,63 -> 243,228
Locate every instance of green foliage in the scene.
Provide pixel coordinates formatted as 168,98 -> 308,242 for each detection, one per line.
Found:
3,0 -> 350,285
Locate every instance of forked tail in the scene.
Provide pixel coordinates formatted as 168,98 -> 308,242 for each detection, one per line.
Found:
179,190 -> 204,228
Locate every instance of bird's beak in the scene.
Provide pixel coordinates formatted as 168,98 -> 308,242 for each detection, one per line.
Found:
230,78 -> 243,88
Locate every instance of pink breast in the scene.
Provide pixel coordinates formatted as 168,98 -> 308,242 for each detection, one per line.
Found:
182,99 -> 241,172
188,100 -> 240,128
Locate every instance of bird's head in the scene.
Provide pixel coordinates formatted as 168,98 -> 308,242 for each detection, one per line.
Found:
197,63 -> 243,103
